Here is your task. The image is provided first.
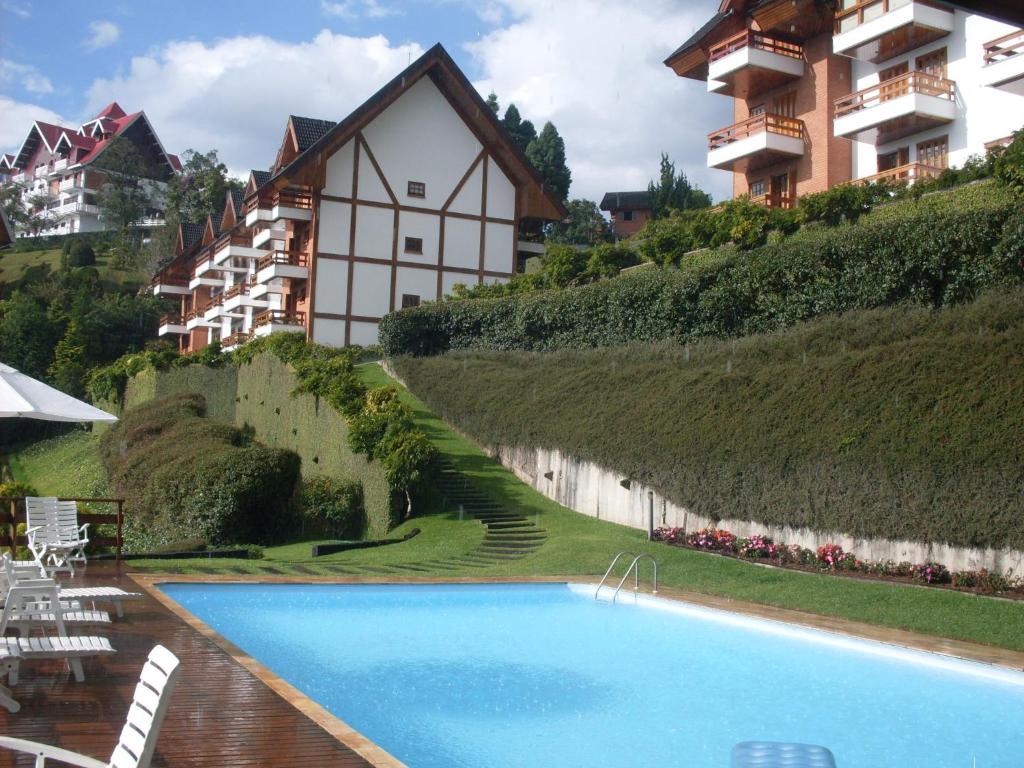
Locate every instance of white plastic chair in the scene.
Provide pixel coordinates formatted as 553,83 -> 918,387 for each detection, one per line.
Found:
2,552 -> 140,619
25,497 -> 79,576
55,499 -> 90,565
0,645 -> 180,768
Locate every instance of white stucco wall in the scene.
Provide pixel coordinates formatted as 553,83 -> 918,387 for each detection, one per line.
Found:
314,258 -> 348,314
851,11 -> 1023,178
318,200 -> 351,254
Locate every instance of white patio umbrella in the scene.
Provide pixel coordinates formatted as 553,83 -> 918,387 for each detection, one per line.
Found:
0,362 -> 117,422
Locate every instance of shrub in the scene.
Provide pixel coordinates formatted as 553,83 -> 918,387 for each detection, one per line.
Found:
993,128 -> 1024,197
0,481 -> 40,498
910,562 -> 951,585
380,182 -> 1020,357
65,241 -> 97,268
299,476 -> 365,540
101,394 -> 300,550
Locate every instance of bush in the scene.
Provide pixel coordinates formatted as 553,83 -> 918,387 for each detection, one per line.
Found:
380,182 -> 1020,357
299,476 -> 364,539
993,128 -> 1024,197
0,481 -> 40,498
101,394 -> 301,550
63,240 -> 96,269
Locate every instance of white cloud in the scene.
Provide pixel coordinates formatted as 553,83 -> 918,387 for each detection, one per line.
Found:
0,96 -> 66,155
84,20 -> 120,51
83,31 -> 423,178
1,1 -> 31,19
465,0 -> 732,202
0,59 -> 53,93
321,0 -> 400,20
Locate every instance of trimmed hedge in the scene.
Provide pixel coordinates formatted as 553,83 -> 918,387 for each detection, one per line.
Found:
380,181 -> 1023,356
391,287 -> 1024,551
100,394 -> 300,551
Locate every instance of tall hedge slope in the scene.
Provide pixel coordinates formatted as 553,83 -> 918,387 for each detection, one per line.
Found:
380,182 -> 1023,356
392,288 -> 1024,551
100,394 -> 300,551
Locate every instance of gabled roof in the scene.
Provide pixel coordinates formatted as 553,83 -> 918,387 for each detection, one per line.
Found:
0,154 -> 14,170
245,169 -> 271,198
664,10 -> 733,77
273,43 -> 567,220
291,116 -> 337,152
599,191 -> 651,212
179,222 -> 205,253
95,102 -> 127,120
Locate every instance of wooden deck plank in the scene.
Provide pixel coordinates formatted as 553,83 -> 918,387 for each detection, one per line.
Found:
0,564 -> 376,768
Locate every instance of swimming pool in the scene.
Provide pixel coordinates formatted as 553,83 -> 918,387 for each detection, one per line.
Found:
160,582 -> 1024,768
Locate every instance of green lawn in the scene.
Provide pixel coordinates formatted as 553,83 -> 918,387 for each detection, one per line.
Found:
0,248 -> 148,294
126,363 -> 1024,652
7,429 -> 108,497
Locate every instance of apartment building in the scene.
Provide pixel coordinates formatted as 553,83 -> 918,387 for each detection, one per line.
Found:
4,102 -> 179,236
152,44 -> 566,351
667,0 -> 1024,204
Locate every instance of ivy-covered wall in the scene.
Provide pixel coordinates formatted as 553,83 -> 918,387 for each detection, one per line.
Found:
121,353 -> 394,538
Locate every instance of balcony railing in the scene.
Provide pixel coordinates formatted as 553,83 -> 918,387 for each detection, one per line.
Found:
749,192 -> 796,209
224,283 -> 250,300
984,29 -> 1024,66
708,112 -> 803,151
244,193 -> 274,214
709,30 -> 803,63
190,258 -> 214,278
257,250 -> 309,271
834,70 -> 953,120
253,310 -> 306,328
221,331 -> 251,347
184,308 -> 199,321
834,0 -> 944,34
852,162 -> 944,185
159,313 -> 183,326
215,230 -> 252,251
151,273 -> 188,288
274,189 -> 313,210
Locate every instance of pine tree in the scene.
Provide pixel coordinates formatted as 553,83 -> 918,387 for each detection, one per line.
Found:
48,321 -> 89,397
501,104 -> 537,153
485,92 -> 500,116
526,122 -> 571,203
647,153 -> 712,219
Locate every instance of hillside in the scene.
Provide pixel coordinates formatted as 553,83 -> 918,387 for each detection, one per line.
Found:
391,286 -> 1024,552
0,247 -> 149,297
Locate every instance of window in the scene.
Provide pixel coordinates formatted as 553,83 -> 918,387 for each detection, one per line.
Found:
877,147 -> 909,172
917,135 -> 948,169
879,62 -> 909,102
749,180 -> 766,197
401,294 -> 421,308
773,92 -> 797,118
407,181 -> 426,198
404,236 -> 424,254
622,210 -> 635,221
916,48 -> 947,79
750,104 -> 766,117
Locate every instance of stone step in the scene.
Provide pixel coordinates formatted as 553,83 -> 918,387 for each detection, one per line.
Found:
485,521 -> 540,530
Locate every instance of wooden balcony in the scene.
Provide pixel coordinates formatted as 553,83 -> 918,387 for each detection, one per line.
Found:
221,331 -> 252,348
749,192 -> 796,209
851,162 -> 944,185
244,188 -> 313,226
257,250 -> 309,271
980,29 -> 1024,94
707,31 -> 804,98
158,313 -> 187,335
707,113 -> 805,172
833,0 -> 954,63
833,70 -> 955,143
252,310 -> 307,336
150,273 -> 191,297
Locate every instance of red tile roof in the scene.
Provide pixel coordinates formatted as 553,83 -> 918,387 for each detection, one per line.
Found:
94,101 -> 127,120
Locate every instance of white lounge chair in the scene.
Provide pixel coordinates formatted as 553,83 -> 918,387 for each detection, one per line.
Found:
0,645 -> 179,768
25,496 -> 80,576
0,581 -> 114,684
0,556 -> 111,636
0,645 -> 20,714
3,554 -> 141,619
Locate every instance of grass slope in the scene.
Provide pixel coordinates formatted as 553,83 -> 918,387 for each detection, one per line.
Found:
8,429 -> 108,497
128,363 -> 1024,651
0,248 -> 148,296
391,288 -> 1024,551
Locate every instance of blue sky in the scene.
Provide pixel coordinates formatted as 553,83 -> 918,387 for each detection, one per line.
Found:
0,0 -> 731,202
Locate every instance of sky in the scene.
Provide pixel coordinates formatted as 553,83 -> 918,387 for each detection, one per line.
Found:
0,0 -> 733,203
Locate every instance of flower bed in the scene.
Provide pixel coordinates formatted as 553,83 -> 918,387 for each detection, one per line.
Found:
653,527 -> 1024,598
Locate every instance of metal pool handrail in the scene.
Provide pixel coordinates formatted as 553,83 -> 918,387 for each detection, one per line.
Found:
595,551 -> 637,599
610,554 -> 658,604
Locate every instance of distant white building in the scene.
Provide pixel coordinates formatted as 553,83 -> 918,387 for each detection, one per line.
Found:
153,43 -> 565,351
4,102 -> 180,237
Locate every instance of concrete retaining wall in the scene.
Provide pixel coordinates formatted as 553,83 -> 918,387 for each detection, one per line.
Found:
491,443 -> 1024,574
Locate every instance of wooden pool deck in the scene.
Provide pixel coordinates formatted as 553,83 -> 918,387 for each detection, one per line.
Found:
0,563 -> 377,768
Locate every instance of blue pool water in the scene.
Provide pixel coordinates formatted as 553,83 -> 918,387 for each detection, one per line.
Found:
160,582 -> 1024,768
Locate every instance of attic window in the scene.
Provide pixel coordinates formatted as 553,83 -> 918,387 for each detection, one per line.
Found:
404,237 -> 424,254
407,181 -> 426,198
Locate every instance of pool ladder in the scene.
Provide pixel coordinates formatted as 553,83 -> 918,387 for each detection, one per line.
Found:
594,551 -> 658,604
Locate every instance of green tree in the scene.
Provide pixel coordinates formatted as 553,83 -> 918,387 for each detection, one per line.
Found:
48,321 -> 89,396
541,243 -> 588,288
0,292 -> 62,378
526,122 -> 571,202
94,137 -> 153,265
501,104 -> 537,153
165,149 -> 241,224
547,199 -> 608,245
485,92 -> 500,116
647,153 -> 712,219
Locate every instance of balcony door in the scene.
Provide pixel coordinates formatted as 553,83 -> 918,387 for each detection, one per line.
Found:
916,48 -> 947,79
770,172 -> 790,204
879,62 -> 909,102
877,147 -> 909,173
917,135 -> 948,170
